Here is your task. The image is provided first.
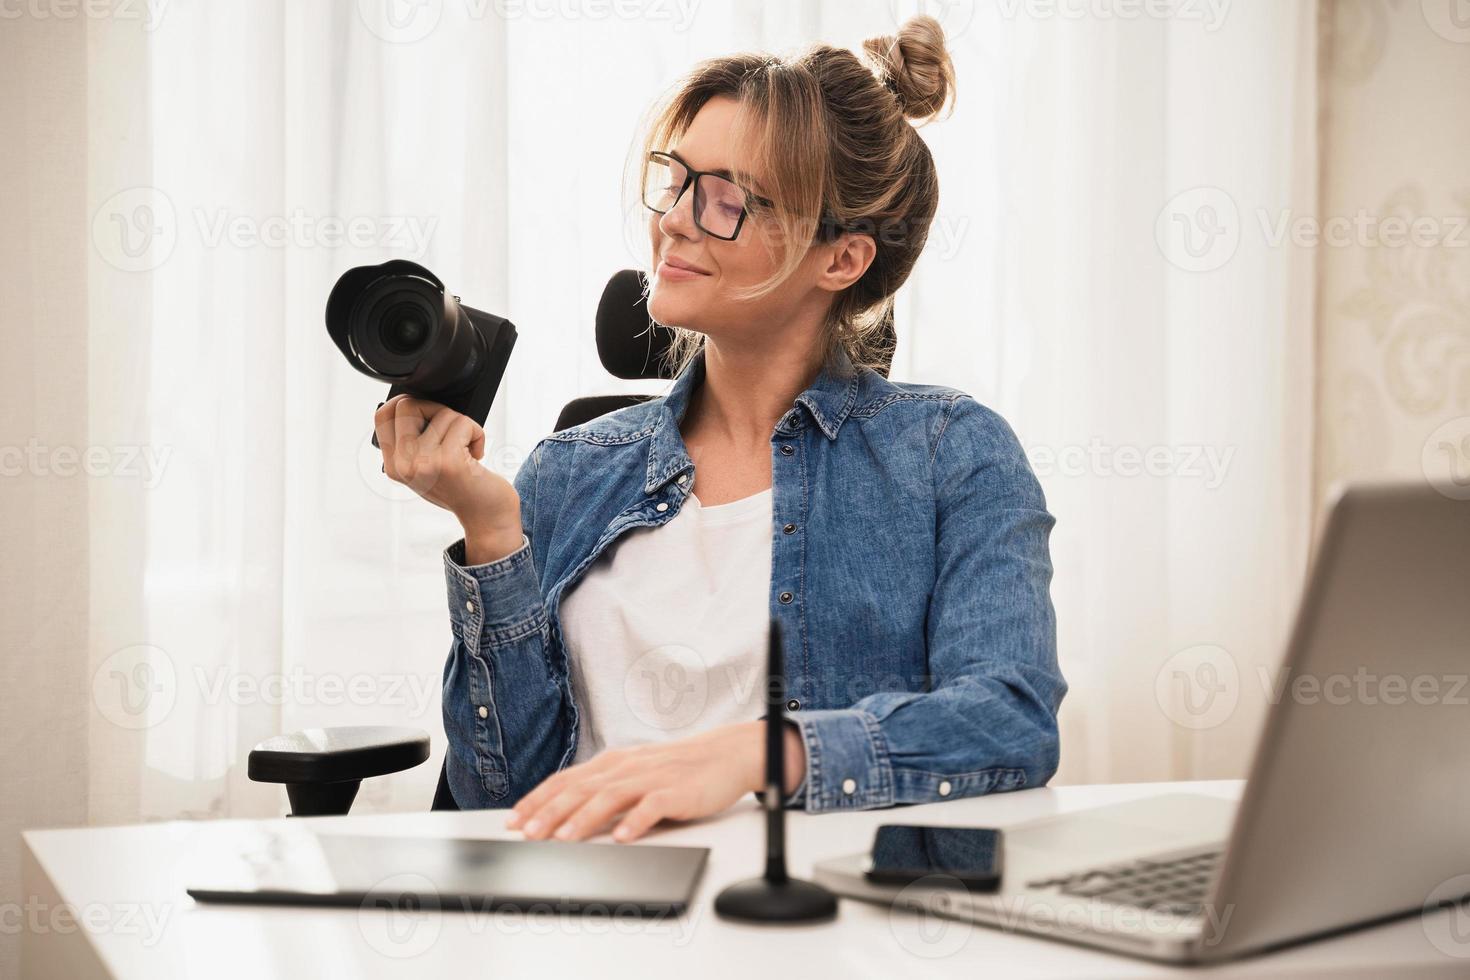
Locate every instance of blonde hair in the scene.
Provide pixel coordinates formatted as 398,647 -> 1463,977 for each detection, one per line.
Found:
625,15 -> 956,380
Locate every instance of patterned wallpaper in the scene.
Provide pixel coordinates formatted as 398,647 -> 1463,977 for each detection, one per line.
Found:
1315,0 -> 1470,506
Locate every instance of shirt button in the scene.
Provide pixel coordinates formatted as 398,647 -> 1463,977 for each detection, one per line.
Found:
778,591 -> 794,604
780,445 -> 795,456
465,600 -> 475,613
656,502 -> 669,512
842,778 -> 857,795
477,706 -> 489,719
782,523 -> 796,534
786,698 -> 800,711
938,780 -> 953,797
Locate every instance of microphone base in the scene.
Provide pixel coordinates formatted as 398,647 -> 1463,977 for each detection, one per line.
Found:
713,875 -> 838,924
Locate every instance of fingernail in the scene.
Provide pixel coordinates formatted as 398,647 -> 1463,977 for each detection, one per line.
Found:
553,825 -> 572,840
523,819 -> 542,836
505,811 -> 522,828
613,826 -> 630,842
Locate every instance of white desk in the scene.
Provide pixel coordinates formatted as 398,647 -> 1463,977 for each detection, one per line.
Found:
20,780 -> 1466,978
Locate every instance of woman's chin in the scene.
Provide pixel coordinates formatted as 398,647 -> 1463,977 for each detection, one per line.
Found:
648,293 -> 703,331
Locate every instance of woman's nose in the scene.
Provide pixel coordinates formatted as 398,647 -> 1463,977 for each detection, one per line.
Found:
657,182 -> 701,240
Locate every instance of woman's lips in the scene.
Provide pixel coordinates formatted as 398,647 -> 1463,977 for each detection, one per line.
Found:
657,260 -> 710,281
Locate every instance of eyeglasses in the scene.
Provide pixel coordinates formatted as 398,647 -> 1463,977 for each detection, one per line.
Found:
642,151 -> 774,241
642,150 -> 866,243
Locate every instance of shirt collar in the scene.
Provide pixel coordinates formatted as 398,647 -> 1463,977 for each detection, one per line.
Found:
644,344 -> 862,494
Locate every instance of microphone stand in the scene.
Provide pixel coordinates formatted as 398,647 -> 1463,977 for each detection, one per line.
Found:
713,620 -> 838,923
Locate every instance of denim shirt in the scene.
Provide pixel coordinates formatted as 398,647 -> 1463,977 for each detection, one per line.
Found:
440,344 -> 1066,814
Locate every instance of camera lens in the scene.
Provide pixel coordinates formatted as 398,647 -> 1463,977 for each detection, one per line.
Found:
325,260 -> 487,396
325,259 -> 518,431
380,303 -> 431,356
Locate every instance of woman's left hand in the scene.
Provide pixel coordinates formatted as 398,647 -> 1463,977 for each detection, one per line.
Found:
505,721 -> 805,843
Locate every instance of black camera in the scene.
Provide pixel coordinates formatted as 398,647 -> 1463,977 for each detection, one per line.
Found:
325,260 -> 516,439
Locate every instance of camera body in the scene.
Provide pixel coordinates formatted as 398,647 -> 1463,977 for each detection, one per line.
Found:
325,260 -> 517,434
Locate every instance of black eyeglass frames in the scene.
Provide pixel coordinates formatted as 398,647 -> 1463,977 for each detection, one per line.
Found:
641,150 -> 865,243
641,151 -> 773,241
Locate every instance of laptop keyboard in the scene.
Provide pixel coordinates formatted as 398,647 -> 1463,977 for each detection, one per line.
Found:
1026,846 -> 1222,916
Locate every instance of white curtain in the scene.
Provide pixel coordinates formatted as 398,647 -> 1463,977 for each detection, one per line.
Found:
895,2 -> 1321,784
9,0 -> 1320,854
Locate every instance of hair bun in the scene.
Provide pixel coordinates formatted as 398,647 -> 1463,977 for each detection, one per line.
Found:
862,14 -> 956,124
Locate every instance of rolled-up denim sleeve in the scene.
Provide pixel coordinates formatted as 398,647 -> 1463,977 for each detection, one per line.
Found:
785,396 -> 1066,814
440,439 -> 572,809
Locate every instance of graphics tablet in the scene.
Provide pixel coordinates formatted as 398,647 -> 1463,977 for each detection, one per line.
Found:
186,827 -> 709,916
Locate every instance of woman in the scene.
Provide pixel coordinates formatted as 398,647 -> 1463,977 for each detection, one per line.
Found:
374,15 -> 1066,843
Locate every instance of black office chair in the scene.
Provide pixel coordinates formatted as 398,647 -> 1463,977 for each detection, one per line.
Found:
249,273 -> 895,816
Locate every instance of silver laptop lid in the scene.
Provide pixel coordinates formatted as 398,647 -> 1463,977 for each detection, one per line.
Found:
1203,480 -> 1470,959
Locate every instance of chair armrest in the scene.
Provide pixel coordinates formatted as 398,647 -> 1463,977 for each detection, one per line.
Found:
249,726 -> 430,815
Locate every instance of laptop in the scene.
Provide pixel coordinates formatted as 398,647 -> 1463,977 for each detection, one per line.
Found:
813,480 -> 1470,963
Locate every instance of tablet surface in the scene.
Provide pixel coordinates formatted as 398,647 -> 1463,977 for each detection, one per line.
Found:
186,828 -> 709,916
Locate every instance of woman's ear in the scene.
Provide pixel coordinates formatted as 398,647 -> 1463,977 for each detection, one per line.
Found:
816,233 -> 877,293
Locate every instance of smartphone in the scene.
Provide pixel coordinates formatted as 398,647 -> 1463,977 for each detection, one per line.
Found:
864,825 -> 1004,891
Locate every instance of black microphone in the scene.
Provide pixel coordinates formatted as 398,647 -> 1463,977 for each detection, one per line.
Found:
713,619 -> 838,923
595,270 -> 679,381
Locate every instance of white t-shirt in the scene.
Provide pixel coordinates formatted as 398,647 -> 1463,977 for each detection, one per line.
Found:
559,487 -> 773,765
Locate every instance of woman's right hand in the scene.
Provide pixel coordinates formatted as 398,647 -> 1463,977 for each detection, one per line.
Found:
374,394 -> 525,564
